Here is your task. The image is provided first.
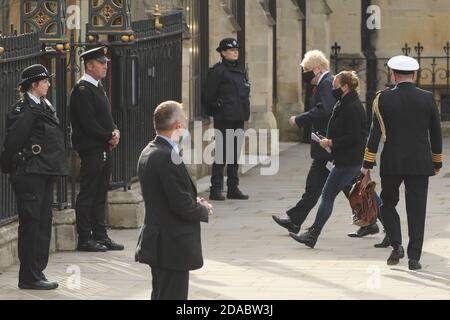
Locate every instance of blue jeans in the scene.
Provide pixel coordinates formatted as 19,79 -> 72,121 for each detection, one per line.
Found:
313,165 -> 362,228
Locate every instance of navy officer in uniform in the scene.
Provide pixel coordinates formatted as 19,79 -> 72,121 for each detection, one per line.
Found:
1,64 -> 67,289
362,55 -> 443,270
202,38 -> 251,201
69,47 -> 124,252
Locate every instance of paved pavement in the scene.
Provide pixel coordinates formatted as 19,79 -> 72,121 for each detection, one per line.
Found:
1,140 -> 450,300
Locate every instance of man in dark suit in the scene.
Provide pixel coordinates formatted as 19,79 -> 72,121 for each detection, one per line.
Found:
135,101 -> 213,300
362,55 -> 443,270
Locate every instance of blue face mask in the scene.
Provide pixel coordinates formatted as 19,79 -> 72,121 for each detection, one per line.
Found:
179,127 -> 191,144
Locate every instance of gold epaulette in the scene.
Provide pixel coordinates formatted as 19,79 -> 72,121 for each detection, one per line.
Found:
372,90 -> 387,142
364,147 -> 377,163
432,153 -> 443,163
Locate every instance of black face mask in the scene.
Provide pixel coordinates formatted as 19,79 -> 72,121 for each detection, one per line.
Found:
332,87 -> 344,100
303,70 -> 315,84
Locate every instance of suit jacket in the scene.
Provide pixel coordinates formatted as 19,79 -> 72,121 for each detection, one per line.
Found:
135,136 -> 209,271
363,82 -> 443,176
295,72 -> 336,160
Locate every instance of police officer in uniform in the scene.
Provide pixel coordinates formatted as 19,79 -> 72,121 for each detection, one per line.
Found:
362,56 -> 443,270
202,38 -> 250,201
0,64 -> 67,290
69,47 -> 124,252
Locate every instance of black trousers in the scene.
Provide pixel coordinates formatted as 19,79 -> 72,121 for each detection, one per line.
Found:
287,159 -> 353,226
10,171 -> 54,284
380,175 -> 429,261
151,267 -> 189,300
211,120 -> 245,191
75,150 -> 111,242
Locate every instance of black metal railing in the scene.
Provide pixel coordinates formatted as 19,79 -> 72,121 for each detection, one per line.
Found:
330,41 -> 450,122
0,32 -> 42,224
109,12 -> 183,189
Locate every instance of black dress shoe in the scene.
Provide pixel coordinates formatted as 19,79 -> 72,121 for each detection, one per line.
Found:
374,234 -> 391,248
348,223 -> 379,238
77,239 -> 108,252
387,246 -> 405,265
289,226 -> 322,249
272,215 -> 300,234
227,188 -> 249,200
95,237 -> 125,251
19,280 -> 58,290
408,259 -> 422,270
209,190 -> 225,201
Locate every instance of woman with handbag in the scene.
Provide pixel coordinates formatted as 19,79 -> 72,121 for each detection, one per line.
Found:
289,71 -> 376,248
1,64 -> 67,289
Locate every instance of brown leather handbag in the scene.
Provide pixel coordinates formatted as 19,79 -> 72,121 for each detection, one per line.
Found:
349,172 -> 379,227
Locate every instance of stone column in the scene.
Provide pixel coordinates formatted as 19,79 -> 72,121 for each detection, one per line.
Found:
274,0 -> 305,141
306,0 -> 332,55
245,0 -> 278,140
209,0 -> 237,65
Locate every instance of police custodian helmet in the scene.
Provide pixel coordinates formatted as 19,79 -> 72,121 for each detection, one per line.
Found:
18,64 -> 54,86
216,38 -> 239,53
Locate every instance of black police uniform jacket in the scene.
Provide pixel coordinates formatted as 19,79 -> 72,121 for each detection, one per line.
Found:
69,79 -> 117,155
327,90 -> 367,168
295,72 -> 336,160
1,94 -> 67,175
202,59 -> 251,121
363,82 -> 443,176
135,136 -> 209,271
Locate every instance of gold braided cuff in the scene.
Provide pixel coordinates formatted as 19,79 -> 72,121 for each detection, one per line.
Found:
432,153 -> 443,163
364,148 -> 377,163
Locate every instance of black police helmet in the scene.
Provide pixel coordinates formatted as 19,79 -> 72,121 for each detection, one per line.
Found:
19,64 -> 54,86
216,38 -> 239,53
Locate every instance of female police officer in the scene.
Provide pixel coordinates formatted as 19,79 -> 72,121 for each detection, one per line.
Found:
1,64 -> 67,290
202,38 -> 251,201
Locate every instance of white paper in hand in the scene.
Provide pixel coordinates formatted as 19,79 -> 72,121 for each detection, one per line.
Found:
311,132 -> 332,154
326,161 -> 335,171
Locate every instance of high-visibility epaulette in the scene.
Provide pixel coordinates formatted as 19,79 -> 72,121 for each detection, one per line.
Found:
372,88 -> 389,143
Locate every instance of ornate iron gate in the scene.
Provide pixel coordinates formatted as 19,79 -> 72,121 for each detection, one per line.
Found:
109,12 -> 183,189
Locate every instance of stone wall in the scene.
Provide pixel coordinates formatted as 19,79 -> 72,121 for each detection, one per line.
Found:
245,0 -> 278,135
306,0 -> 332,56
328,0 -> 450,56
274,0 -> 305,141
208,0 -> 238,66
